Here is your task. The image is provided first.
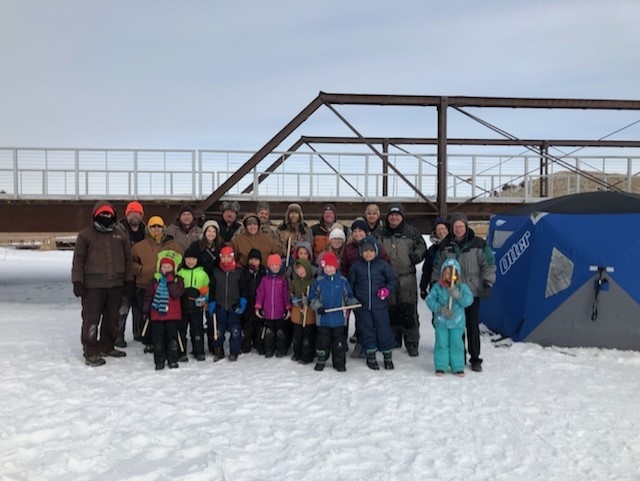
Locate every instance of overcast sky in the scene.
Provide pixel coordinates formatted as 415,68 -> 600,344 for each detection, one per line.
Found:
2,0 -> 639,151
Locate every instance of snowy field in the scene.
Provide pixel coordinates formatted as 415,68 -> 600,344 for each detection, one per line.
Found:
1,246 -> 639,481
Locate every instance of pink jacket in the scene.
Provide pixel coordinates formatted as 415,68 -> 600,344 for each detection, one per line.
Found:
255,273 -> 292,320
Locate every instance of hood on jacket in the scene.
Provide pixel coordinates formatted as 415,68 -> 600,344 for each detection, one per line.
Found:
440,258 -> 462,276
293,258 -> 313,281
292,241 -> 314,261
358,235 -> 380,259
242,212 -> 261,229
285,203 -> 305,224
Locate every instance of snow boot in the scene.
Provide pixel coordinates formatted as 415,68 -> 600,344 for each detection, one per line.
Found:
406,342 -> 419,357
366,349 -> 380,370
84,355 -> 106,367
314,350 -> 327,371
383,350 -> 394,370
213,347 -> 225,362
228,353 -> 238,362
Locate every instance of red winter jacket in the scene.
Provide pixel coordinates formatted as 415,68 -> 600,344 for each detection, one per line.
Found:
143,274 -> 185,322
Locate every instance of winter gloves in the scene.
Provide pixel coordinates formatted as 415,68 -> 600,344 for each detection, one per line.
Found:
439,306 -> 454,318
73,281 -> 83,298
234,297 -> 248,315
481,281 -> 492,299
447,287 -> 462,300
316,307 -> 326,316
420,289 -> 427,300
377,287 -> 390,300
207,301 -> 217,316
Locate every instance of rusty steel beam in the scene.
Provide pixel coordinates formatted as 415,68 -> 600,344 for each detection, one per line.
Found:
318,92 -> 640,110
300,136 -> 640,148
198,94 -> 326,213
240,137 -> 306,194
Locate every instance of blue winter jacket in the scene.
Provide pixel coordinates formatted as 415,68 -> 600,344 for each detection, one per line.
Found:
426,258 -> 474,329
309,273 -> 359,328
348,238 -> 397,311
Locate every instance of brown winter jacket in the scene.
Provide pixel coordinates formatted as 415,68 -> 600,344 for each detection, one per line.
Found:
231,229 -> 278,267
72,201 -> 133,288
131,233 -> 184,289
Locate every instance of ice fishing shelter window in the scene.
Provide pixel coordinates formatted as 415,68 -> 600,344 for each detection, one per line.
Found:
545,247 -> 574,298
492,230 -> 514,249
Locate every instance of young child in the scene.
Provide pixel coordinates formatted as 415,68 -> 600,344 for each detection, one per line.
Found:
285,241 -> 317,281
142,251 -> 185,370
348,236 -> 397,370
289,258 -> 317,364
240,248 -> 267,354
254,254 -> 292,358
177,244 -> 210,361
426,258 -> 474,377
309,251 -> 359,372
207,244 -> 247,362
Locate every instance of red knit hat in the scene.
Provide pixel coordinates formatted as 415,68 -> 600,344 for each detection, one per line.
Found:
160,257 -> 175,269
220,245 -> 234,257
321,251 -> 339,269
94,204 -> 115,217
125,201 -> 144,216
267,254 -> 282,267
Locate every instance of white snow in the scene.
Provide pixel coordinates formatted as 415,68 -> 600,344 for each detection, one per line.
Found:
1,246 -> 639,481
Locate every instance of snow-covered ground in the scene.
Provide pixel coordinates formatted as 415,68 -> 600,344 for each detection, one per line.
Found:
1,246 -> 639,481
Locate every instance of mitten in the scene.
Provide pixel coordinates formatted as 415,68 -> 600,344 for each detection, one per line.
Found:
291,296 -> 302,308
255,309 -> 264,319
377,287 -> 390,300
195,295 -> 207,307
207,301 -> 217,316
301,295 -> 309,307
166,274 -> 174,283
73,281 -> 83,298
234,297 -> 247,314
447,287 -> 462,300
420,289 -> 427,300
439,306 -> 453,318
283,310 -> 291,320
481,282 -> 492,299
317,307 -> 326,316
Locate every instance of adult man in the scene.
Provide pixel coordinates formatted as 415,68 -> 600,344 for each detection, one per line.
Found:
115,201 -> 146,346
72,201 -> 132,366
232,201 -> 280,247
377,203 -> 426,357
218,200 -> 242,242
432,213 -> 495,372
164,204 -> 202,250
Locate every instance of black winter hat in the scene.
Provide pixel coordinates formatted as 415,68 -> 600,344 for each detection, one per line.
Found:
351,218 -> 368,233
179,204 -> 195,216
248,248 -> 262,262
387,203 -> 404,218
184,244 -> 200,260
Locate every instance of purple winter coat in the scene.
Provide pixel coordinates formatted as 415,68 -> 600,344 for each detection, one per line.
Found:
254,272 -> 292,320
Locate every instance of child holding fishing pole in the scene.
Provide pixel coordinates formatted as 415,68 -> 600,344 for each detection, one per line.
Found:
425,258 -> 473,377
142,250 -> 185,370
309,251 -> 360,372
289,258 -> 316,364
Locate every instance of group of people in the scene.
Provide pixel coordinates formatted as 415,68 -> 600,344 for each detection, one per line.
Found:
72,199 -> 495,376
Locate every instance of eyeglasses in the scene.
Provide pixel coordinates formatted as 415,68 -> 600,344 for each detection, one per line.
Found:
149,224 -> 164,229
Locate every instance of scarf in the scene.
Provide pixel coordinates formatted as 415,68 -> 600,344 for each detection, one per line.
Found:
151,276 -> 170,313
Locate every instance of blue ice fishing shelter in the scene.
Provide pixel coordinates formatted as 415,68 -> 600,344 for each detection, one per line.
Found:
479,191 -> 640,351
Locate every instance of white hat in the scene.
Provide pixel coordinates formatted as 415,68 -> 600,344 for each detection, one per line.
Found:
329,228 -> 346,241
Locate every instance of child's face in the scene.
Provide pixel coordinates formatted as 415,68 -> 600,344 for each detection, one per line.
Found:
297,248 -> 310,260
362,249 -> 376,262
185,257 -> 197,268
248,258 -> 261,270
323,265 -> 337,276
268,263 -> 281,273
161,263 -> 173,275
330,238 -> 344,249
220,253 -> 233,264
294,265 -> 307,278
443,266 -> 456,283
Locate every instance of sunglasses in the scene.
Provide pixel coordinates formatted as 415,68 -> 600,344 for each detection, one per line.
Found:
149,224 -> 164,229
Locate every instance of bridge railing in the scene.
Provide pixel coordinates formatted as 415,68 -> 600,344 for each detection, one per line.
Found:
1,147 -> 639,201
